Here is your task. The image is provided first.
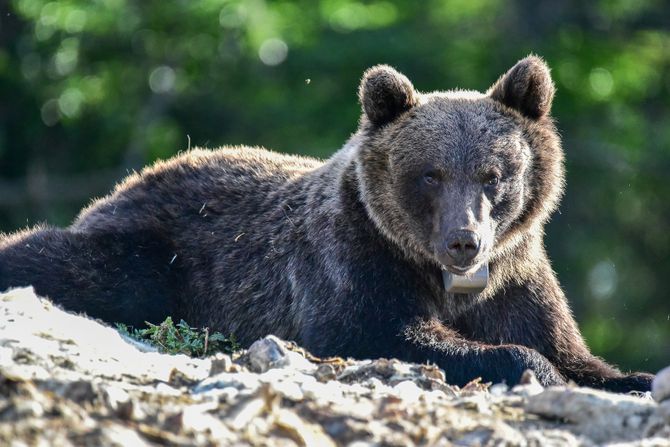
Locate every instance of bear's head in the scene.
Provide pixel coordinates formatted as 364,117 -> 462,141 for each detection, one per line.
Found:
355,56 -> 564,277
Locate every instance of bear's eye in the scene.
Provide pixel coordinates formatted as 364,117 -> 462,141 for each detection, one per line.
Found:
423,171 -> 439,185
484,174 -> 500,188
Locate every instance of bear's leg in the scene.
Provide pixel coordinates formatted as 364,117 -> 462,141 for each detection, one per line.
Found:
405,318 -> 652,391
527,317 -> 655,393
459,280 -> 654,393
402,318 -> 567,387
558,356 -> 654,393
0,226 -> 184,327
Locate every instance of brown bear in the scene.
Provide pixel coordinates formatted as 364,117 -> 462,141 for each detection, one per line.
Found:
0,56 -> 653,392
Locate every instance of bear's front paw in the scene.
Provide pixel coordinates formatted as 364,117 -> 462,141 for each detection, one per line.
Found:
496,346 -> 566,387
603,372 -> 654,393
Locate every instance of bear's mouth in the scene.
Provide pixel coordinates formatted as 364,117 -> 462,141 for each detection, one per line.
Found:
438,253 -> 488,276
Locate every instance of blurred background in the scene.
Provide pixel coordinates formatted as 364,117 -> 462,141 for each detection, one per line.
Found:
0,0 -> 669,371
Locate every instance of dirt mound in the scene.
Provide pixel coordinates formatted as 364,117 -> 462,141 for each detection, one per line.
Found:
1,287 -> 669,446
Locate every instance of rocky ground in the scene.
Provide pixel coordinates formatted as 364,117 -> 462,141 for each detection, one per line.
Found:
1,287 -> 669,446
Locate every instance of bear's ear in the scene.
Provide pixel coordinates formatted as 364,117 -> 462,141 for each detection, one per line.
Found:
359,65 -> 418,126
487,55 -> 555,120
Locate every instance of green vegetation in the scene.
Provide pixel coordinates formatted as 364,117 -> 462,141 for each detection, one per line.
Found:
0,0 -> 669,371
116,317 -> 240,357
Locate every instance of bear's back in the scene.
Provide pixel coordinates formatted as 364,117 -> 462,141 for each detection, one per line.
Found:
73,146 -> 324,234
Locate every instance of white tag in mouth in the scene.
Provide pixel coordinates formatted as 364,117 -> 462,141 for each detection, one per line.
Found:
442,263 -> 489,294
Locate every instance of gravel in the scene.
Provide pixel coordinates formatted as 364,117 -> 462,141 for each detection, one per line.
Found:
1,286 -> 669,446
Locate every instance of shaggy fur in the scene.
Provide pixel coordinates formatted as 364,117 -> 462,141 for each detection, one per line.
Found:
0,56 -> 653,392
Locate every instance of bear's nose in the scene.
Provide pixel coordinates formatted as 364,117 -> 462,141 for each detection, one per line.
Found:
445,230 -> 480,265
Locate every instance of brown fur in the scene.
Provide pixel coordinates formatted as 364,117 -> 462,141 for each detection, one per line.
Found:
0,56 -> 653,391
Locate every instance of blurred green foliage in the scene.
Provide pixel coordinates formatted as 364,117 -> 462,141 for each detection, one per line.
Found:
0,0 -> 669,371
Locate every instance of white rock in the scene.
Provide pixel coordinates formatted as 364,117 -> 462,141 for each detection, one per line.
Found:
272,409 -> 336,447
100,424 -> 149,447
269,379 -> 304,401
512,369 -> 544,396
102,385 -> 133,417
247,335 -> 314,373
489,383 -> 509,397
392,380 -> 423,403
652,365 -> 670,402
364,377 -> 385,391
422,389 -> 448,404
459,393 -> 492,415
0,346 -> 14,367
525,429 -> 581,447
302,379 -> 345,404
14,400 -> 44,418
247,335 -> 290,373
208,353 -> 233,376
511,381 -> 544,397
526,386 -> 655,443
154,382 -> 182,396
218,386 -> 240,403
227,396 -> 266,430
194,371 -> 261,394
181,402 -> 234,440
